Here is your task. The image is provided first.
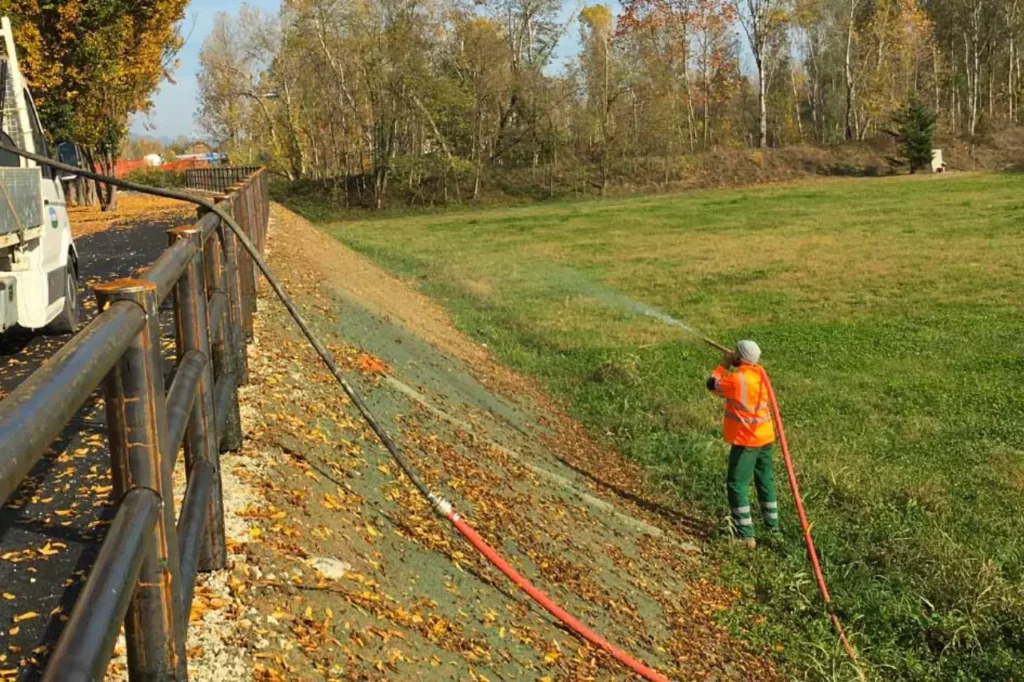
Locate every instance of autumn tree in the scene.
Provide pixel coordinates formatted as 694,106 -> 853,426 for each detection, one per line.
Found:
198,8 -> 297,176
195,0 -> 1024,206
692,0 -> 740,146
0,3 -> 182,207
121,135 -> 165,160
855,0 -> 933,136
448,17 -> 513,197
35,1 -> 189,210
579,5 -> 618,191
196,12 -> 251,158
618,0 -> 699,156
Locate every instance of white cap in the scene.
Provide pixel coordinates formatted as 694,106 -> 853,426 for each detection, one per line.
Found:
736,340 -> 761,364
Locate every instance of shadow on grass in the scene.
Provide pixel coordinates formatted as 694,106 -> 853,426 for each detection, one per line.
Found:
551,454 -> 712,540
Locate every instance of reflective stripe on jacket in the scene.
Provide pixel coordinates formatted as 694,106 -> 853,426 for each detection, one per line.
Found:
708,364 -> 775,447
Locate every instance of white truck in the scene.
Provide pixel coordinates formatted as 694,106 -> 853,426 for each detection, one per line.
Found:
0,16 -> 78,335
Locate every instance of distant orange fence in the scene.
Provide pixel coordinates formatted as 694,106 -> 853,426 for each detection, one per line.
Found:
111,158 -> 212,178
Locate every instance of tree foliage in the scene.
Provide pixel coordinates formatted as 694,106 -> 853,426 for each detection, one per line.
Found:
0,0 -> 188,209
890,94 -> 936,172
197,0 -> 1024,206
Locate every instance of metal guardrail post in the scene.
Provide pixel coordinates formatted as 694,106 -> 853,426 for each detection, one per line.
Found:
242,183 -> 258,316
213,206 -> 249,386
230,185 -> 256,342
203,227 -> 243,452
169,227 -> 227,572
262,171 -> 269,247
94,278 -> 187,681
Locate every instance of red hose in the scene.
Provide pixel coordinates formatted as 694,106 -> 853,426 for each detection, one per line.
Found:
5,146 -> 788,682
758,367 -> 867,681
447,512 -> 670,682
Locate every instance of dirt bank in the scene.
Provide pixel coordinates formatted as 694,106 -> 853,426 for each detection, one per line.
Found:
166,203 -> 779,680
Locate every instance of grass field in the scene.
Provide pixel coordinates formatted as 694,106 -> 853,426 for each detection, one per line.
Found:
288,172 -> 1024,679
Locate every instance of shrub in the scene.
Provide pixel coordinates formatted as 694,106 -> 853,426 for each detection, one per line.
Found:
890,96 -> 937,173
123,168 -> 187,188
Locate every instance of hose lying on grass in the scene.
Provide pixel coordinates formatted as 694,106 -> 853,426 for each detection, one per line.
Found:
1,143 -> 671,682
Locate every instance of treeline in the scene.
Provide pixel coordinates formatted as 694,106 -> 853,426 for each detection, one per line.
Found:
197,0 -> 1024,207
0,1 -> 187,209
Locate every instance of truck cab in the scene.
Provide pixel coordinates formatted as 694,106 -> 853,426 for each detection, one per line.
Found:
0,15 -> 78,335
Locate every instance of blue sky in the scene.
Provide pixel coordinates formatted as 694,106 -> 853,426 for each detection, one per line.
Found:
131,0 -> 601,141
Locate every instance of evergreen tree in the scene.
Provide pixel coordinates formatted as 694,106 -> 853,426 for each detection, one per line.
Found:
890,95 -> 937,174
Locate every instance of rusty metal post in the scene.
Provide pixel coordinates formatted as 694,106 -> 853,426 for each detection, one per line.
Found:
248,176 -> 261,255
262,171 -> 269,249
238,184 -> 253,316
202,229 -> 242,452
262,171 -> 270,244
213,208 -> 249,386
257,173 -> 266,253
169,227 -> 226,571
258,177 -> 266,253
95,279 -> 187,682
244,182 -> 260,311
231,187 -> 256,341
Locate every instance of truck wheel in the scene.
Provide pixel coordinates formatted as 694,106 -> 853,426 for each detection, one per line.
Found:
46,261 -> 79,335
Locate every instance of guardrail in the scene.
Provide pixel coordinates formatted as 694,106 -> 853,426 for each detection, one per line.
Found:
185,166 -> 262,194
0,168 -> 269,680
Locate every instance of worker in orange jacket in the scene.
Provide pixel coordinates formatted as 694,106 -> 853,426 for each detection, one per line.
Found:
706,340 -> 778,548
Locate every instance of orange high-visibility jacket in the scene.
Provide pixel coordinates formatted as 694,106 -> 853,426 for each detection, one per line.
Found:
708,364 -> 776,447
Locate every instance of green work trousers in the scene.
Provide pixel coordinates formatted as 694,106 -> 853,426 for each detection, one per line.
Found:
726,443 -> 779,539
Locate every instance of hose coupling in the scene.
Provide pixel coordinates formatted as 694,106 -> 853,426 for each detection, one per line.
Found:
428,492 -> 453,518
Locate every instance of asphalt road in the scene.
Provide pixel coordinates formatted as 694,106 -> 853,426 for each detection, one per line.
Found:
0,210 -> 184,680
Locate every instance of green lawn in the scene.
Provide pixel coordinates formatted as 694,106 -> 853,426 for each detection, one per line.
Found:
289,173 -> 1024,679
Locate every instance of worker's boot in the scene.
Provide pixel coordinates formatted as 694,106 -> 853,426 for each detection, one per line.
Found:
733,537 -> 756,549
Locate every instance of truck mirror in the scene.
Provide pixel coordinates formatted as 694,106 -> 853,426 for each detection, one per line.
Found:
56,141 -> 81,168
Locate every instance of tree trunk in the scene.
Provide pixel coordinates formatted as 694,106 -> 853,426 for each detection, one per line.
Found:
758,57 -> 768,148
86,148 -> 118,212
790,67 -> 803,141
844,0 -> 858,141
1010,34 -> 1016,122
63,177 -> 98,207
966,5 -> 981,137
698,28 -> 712,149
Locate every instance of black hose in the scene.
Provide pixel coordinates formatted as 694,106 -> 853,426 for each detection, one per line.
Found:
5,145 -> 681,682
0,143 -> 436,502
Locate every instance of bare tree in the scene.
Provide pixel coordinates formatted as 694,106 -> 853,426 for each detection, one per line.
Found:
197,8 -> 292,174
843,0 -> 862,140
732,0 -> 791,147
